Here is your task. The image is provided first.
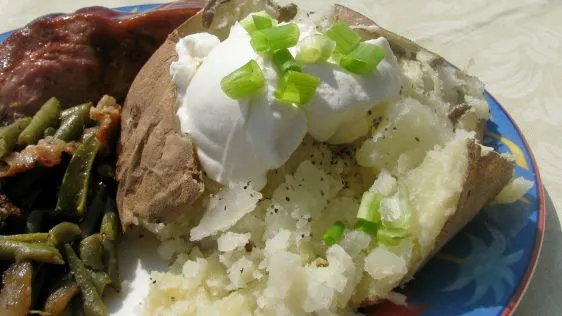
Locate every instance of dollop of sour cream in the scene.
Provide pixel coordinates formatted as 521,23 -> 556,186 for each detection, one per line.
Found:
171,21 -> 402,189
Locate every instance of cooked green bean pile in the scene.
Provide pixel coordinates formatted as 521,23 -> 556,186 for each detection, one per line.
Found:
0,96 -> 122,316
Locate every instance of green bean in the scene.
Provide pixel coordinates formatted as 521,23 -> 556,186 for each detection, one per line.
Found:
0,117 -> 32,158
64,244 -> 108,316
0,239 -> 64,264
80,234 -> 104,271
55,135 -> 100,217
101,199 -> 120,291
26,210 -> 45,233
44,278 -> 80,316
87,270 -> 111,295
80,183 -> 107,238
60,102 -> 92,121
0,233 -> 48,243
55,104 -> 90,142
101,237 -> 119,292
101,199 -> 118,241
43,127 -> 56,137
48,222 -> 81,248
18,97 -> 62,147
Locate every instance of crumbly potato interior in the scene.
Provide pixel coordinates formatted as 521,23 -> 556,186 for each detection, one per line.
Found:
141,51 -> 494,315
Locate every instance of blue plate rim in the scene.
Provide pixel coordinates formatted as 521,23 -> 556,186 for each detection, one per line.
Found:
481,91 -> 545,316
0,3 -> 546,315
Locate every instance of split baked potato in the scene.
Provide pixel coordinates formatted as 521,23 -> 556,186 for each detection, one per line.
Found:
116,0 -> 515,311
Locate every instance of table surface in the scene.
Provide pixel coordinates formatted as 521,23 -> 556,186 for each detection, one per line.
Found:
1,0 -> 560,314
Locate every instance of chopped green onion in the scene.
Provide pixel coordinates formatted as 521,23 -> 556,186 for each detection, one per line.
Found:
251,23 -> 300,54
240,11 -> 277,34
354,191 -> 382,236
272,49 -> 301,73
357,191 -> 382,223
275,70 -> 320,105
253,15 -> 274,30
376,226 -> 409,246
355,219 -> 378,236
325,21 -> 361,54
322,221 -> 345,246
296,34 -> 336,64
221,60 -> 265,99
340,42 -> 386,75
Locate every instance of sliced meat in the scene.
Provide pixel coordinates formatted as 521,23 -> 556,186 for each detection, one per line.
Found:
0,2 -> 205,127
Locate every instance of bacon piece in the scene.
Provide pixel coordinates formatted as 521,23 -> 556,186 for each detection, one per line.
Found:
0,137 -> 78,178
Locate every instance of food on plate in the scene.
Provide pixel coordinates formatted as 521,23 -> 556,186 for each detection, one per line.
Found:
117,0 -> 529,314
0,4 -> 209,315
0,95 -> 123,316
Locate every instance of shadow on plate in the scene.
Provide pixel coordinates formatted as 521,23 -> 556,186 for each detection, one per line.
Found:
513,189 -> 560,316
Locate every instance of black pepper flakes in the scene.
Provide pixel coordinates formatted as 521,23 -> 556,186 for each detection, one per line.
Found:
245,241 -> 254,252
415,137 -> 420,142
286,197 -> 291,202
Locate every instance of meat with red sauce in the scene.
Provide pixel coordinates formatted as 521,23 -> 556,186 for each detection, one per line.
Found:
0,2 -> 204,127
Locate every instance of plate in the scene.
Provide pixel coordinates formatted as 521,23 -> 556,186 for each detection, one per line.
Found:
0,4 -> 545,316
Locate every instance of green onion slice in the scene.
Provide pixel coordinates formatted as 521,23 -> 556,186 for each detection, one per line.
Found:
354,191 -> 382,236
221,60 -> 265,99
355,219 -> 378,236
275,70 -> 320,105
296,34 -> 336,64
322,221 -> 345,246
253,15 -> 274,30
240,11 -> 277,34
357,191 -> 382,223
325,21 -> 361,54
272,49 -> 301,73
340,42 -> 386,75
376,226 -> 409,247
251,23 -> 300,54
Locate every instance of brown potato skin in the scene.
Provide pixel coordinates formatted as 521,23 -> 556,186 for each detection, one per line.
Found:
116,30 -> 203,229
115,0 -> 298,230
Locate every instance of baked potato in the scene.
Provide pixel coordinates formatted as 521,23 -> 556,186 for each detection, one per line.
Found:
116,0 -> 515,312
